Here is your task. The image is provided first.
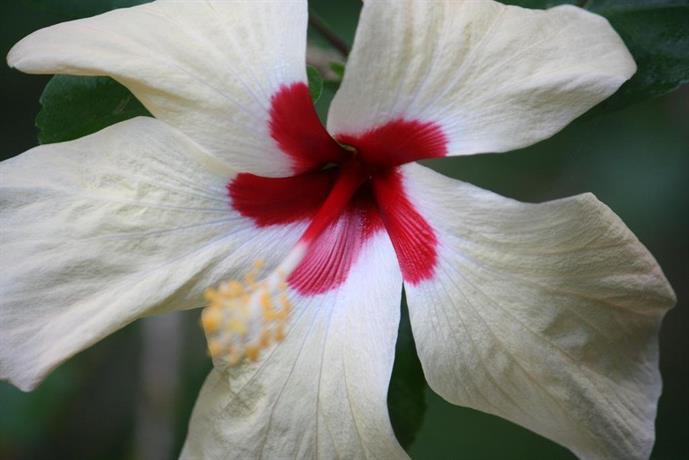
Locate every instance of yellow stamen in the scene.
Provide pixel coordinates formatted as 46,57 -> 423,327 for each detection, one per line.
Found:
227,347 -> 242,367
200,249 -> 304,368
207,339 -> 223,357
245,345 -> 260,362
221,280 -> 244,297
260,291 -> 272,309
274,324 -> 285,342
203,289 -> 220,303
259,329 -> 271,348
227,318 -> 248,335
201,307 -> 222,332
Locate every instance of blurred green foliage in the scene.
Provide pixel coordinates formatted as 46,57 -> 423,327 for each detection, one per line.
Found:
387,296 -> 427,451
0,0 -> 687,459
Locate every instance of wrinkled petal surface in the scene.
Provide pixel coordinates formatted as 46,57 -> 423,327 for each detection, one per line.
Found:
401,164 -> 675,459
8,0 -> 310,176
0,118 -> 305,391
182,232 -> 407,460
328,0 -> 636,158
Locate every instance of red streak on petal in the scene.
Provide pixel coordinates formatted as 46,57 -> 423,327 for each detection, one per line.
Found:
270,82 -> 348,173
300,159 -> 367,244
228,171 -> 336,226
228,169 -> 386,295
372,169 -> 437,284
289,188 -> 384,295
336,118 -> 448,169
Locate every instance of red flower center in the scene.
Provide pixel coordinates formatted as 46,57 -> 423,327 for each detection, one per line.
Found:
229,83 -> 447,295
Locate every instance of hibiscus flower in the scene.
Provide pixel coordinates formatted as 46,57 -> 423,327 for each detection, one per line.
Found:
1,1 -> 675,459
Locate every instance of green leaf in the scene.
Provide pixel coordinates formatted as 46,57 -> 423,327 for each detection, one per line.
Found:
36,75 -> 150,144
501,0 -> 689,112
387,292 -> 427,451
329,62 -> 345,80
591,1 -> 689,112
307,65 -> 324,104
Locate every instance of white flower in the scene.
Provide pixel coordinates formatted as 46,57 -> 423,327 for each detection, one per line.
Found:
0,1 -> 675,459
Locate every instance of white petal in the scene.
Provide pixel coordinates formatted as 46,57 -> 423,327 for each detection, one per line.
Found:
181,233 -> 407,459
401,164 -> 675,459
8,0 -> 309,176
0,118 -> 305,391
328,0 -> 635,157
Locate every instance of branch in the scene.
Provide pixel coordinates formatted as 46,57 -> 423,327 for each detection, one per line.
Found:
309,10 -> 350,58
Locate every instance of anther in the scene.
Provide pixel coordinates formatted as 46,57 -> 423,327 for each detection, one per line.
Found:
200,249 -> 304,368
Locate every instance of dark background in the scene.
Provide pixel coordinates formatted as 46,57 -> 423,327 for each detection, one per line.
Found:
1,1 -> 687,459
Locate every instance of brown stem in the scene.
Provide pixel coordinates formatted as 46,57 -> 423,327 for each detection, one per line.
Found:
132,314 -> 182,460
309,10 -> 350,58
